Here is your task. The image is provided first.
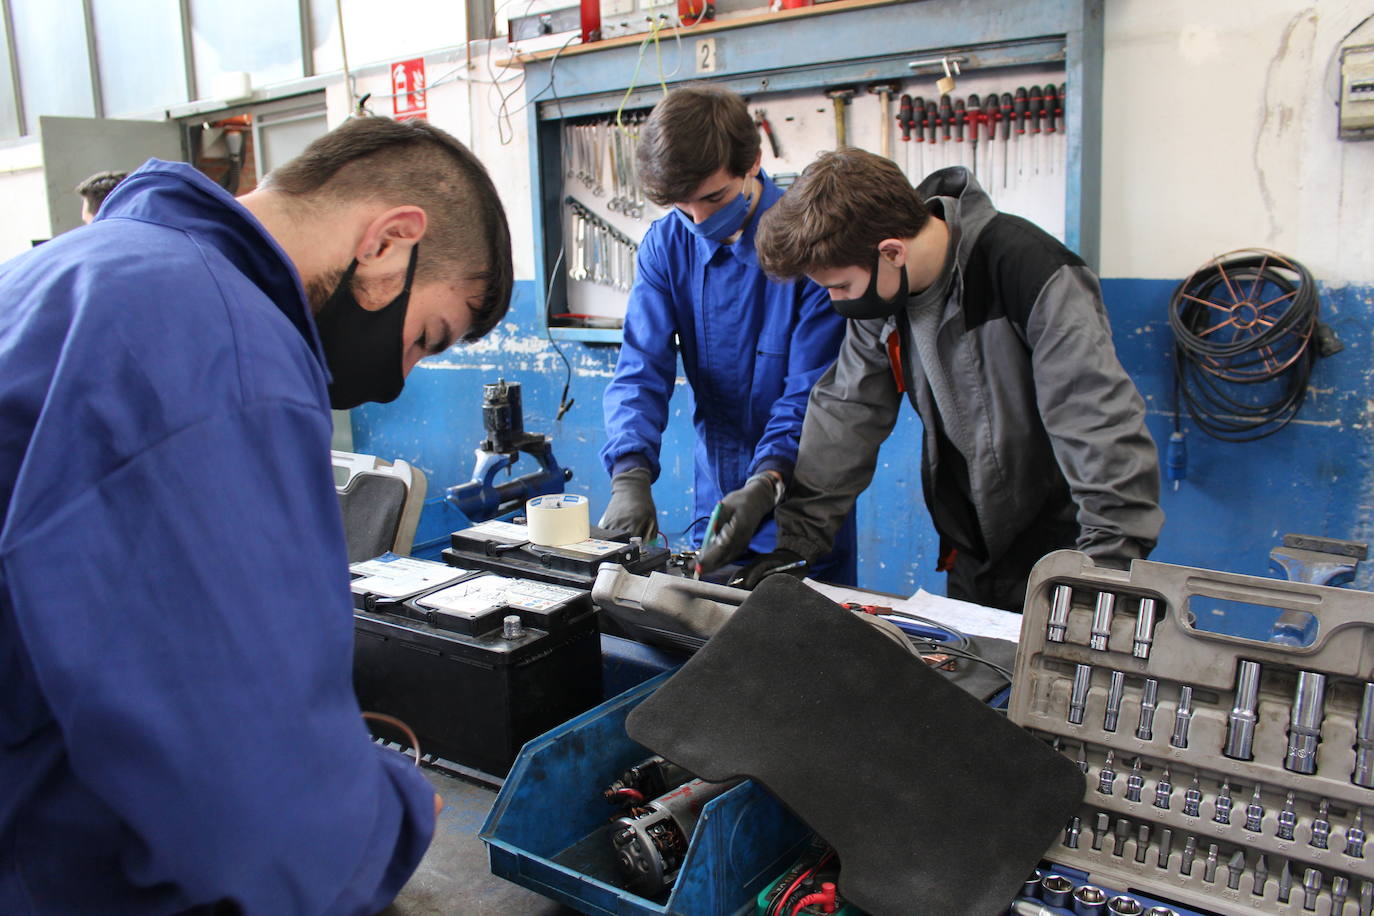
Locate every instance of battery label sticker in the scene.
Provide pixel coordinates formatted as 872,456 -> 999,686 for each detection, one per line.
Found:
349,556 -> 469,599
555,538 -> 624,557
463,520 -> 530,541
418,575 -> 580,616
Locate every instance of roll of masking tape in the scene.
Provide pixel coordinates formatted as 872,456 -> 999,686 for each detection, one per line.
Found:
525,493 -> 591,546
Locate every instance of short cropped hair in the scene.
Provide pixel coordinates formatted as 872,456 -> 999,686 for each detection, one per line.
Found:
263,115 -> 513,340
756,148 -> 930,279
637,84 -> 761,207
75,171 -> 128,215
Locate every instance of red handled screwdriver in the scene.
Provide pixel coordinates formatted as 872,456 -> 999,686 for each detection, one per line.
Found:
938,94 -> 953,171
910,95 -> 926,178
982,93 -> 998,189
966,93 -> 981,179
897,94 -> 914,179
998,92 -> 1013,188
952,97 -> 966,170
1028,85 -> 1043,176
1012,87 -> 1029,180
924,100 -> 939,171
1043,84 -> 1059,175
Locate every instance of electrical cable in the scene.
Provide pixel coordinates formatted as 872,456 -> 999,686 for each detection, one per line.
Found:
361,711 -> 422,766
1168,248 -> 1321,442
540,246 -> 576,421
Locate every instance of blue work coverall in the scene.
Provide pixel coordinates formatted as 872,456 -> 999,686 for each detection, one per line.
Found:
0,162 -> 434,913
601,172 -> 857,583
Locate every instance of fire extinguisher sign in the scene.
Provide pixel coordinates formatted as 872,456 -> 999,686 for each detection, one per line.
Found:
391,58 -> 427,121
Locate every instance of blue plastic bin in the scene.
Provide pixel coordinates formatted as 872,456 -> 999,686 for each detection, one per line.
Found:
480,672 -> 810,915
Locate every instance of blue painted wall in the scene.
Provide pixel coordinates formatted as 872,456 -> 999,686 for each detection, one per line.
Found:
353,278 -> 1374,596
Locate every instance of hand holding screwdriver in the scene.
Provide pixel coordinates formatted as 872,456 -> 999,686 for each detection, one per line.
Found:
694,471 -> 783,577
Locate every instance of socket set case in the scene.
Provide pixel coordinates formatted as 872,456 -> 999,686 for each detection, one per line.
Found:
1009,550 -> 1374,916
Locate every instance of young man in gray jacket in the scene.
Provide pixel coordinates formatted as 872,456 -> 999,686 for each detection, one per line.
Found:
721,148 -> 1162,610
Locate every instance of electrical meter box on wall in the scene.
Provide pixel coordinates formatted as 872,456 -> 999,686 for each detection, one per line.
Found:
1338,43 -> 1374,140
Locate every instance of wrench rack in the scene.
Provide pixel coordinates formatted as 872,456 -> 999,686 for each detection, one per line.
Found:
1010,550 -> 1374,915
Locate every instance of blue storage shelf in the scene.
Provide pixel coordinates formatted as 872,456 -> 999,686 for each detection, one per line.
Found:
481,672 -> 810,916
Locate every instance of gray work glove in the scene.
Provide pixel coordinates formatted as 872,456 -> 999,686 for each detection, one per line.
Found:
695,472 -> 783,575
735,548 -> 809,590
599,467 -> 658,540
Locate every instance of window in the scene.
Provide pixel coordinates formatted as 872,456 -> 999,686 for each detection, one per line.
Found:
309,0 -> 464,74
91,0 -> 188,116
0,7 -> 19,140
9,0 -> 95,133
189,0 -> 303,97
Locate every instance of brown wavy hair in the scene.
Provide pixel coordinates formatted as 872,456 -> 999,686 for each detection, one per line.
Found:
637,84 -> 761,207
756,147 -> 929,280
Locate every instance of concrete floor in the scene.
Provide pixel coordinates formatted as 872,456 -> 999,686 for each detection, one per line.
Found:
383,767 -> 578,916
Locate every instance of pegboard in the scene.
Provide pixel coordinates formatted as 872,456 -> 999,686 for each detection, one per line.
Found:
557,64 -> 1067,325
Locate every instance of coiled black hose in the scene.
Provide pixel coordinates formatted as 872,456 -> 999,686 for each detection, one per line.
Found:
1169,249 -> 1320,442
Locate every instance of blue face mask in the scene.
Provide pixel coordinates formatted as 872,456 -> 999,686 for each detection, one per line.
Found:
674,183 -> 752,242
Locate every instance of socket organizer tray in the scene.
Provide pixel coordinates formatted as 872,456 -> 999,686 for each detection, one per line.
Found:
1008,550 -> 1374,916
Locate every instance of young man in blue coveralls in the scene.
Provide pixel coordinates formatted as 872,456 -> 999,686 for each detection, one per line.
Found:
599,85 -> 857,584
0,116 -> 512,913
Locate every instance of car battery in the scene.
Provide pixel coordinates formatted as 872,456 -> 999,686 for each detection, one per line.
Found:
348,553 -> 474,611
352,560 -> 603,778
442,518 -> 670,589
1009,549 -> 1374,916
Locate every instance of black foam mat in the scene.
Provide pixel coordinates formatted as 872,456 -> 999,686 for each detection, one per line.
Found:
625,575 -> 1084,916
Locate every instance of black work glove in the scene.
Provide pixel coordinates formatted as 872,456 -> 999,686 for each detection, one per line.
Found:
599,467 -> 658,540
696,472 -> 782,575
734,548 -> 809,590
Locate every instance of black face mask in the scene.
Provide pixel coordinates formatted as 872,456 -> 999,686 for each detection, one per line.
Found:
831,251 -> 909,320
314,245 -> 418,410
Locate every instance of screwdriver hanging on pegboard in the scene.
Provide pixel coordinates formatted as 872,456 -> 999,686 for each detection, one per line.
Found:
1028,85 -> 1042,175
924,99 -> 939,171
1043,84 -> 1059,175
982,94 -> 998,189
938,94 -> 953,170
952,97 -> 966,170
897,94 -> 914,179
998,92 -> 1012,188
966,93 -> 981,179
1058,82 -> 1067,175
1013,87 -> 1029,181
910,95 -> 925,179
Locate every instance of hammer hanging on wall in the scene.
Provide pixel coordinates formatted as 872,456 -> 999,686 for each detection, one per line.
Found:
869,82 -> 900,161
827,87 -> 856,148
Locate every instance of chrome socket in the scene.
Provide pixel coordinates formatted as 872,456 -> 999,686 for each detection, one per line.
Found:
1048,584 -> 1072,642
1041,873 -> 1073,907
1107,895 -> 1143,915
1137,678 -> 1159,741
1171,686 -> 1194,749
1069,664 -> 1092,725
1355,683 -> 1374,788
1073,884 -> 1107,916
1132,597 -> 1157,659
1285,670 -> 1327,775
1104,670 -> 1126,732
1224,660 -> 1262,761
1021,869 -> 1043,899
1090,592 -> 1115,651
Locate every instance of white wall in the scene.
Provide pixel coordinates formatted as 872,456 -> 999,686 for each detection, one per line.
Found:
1101,0 -> 1374,284
0,140 -> 51,259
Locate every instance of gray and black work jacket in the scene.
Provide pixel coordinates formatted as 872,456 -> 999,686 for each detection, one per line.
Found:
776,166 -> 1163,571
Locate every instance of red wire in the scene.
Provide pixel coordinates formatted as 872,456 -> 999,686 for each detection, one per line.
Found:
613,787 -> 645,804
769,850 -> 834,916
